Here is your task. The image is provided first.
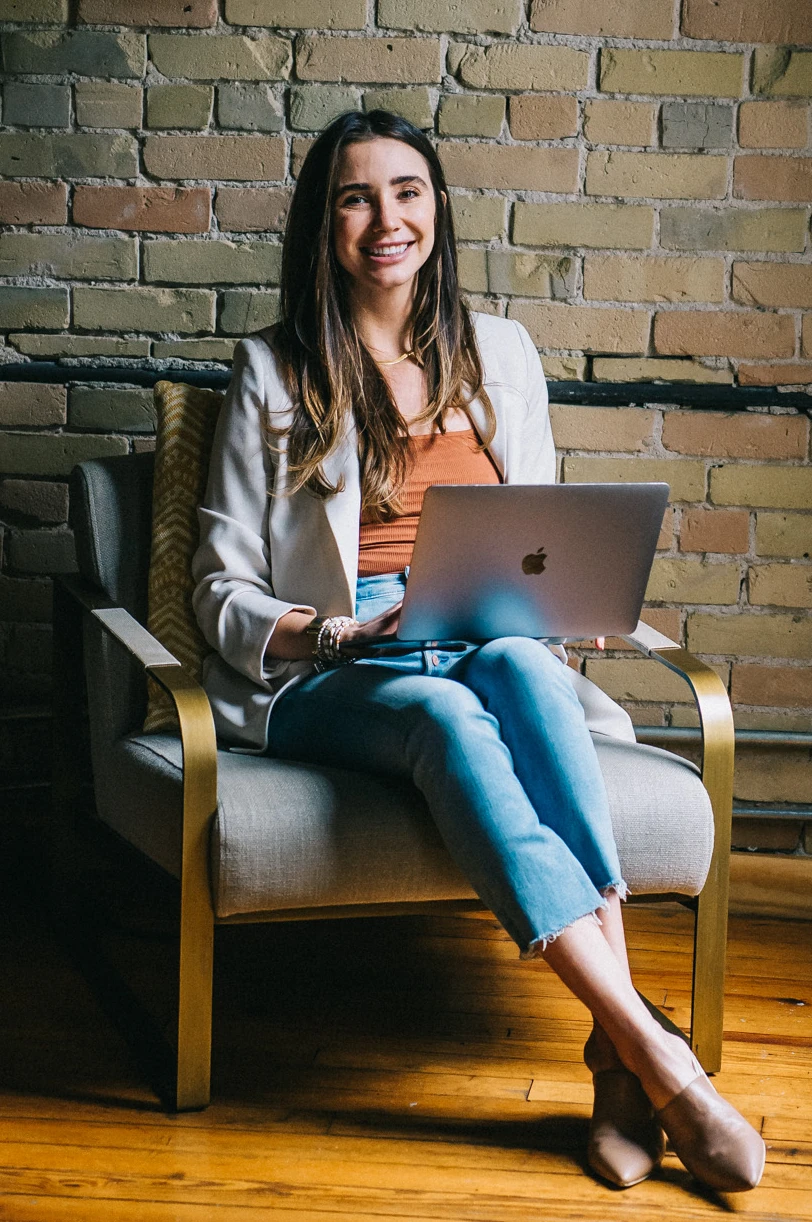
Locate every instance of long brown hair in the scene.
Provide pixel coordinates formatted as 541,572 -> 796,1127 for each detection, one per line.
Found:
270,109 -> 496,521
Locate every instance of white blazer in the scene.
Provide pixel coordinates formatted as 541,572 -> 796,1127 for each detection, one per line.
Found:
192,312 -> 635,751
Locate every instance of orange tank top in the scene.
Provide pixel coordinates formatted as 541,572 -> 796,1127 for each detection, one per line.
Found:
358,428 -> 501,577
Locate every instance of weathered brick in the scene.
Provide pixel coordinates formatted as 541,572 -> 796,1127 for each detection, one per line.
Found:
144,238 -> 281,285
541,355 -> 587,380
79,0 -> 216,21
133,438 -> 156,454
654,311 -> 795,359
509,95 -> 577,141
219,289 -> 280,333
680,508 -> 749,554
0,182 -> 67,226
0,0 -> 67,17
735,708 -> 811,730
756,513 -> 812,559
289,85 -> 360,132
146,85 -> 213,130
297,36 -> 441,84
682,0 -> 812,45
465,294 -> 503,318
2,433 -> 129,478
10,334 -> 150,358
738,102 -> 808,150
734,157 -> 812,203
225,0 -> 365,26
749,563 -> 812,609
735,751 -> 812,805
290,138 -> 314,178
584,255 -> 724,304
73,286 -> 215,333
451,194 -> 506,241
149,34 -> 290,81
0,479 -> 68,524
0,133 -> 137,179
508,302 -> 650,355
453,43 -> 588,92
380,0 -> 521,34
661,103 -> 733,149
805,316 -> 812,359
3,83 -> 70,129
143,136 -> 285,182
439,95 -> 506,139
548,404 -> 655,452
530,0 -> 673,37
2,29 -> 144,77
688,611 -> 812,660
69,388 -> 155,433
660,207 -> 808,254
739,364 -> 812,387
562,456 -> 705,502
646,558 -> 741,605
0,384 -> 66,429
218,84 -> 284,132
583,100 -> 655,146
753,49 -> 812,99
592,357 -> 732,384
74,186 -> 210,234
7,530 -> 76,576
0,575 -> 53,623
663,411 -> 808,461
152,338 -> 236,359
215,187 -> 290,233
601,49 -> 743,99
731,817 -> 802,852
732,263 -> 812,310
513,202 -> 654,250
710,464 -> 812,510
456,248 -> 488,294
440,145 -> 578,192
75,83 -> 143,130
585,658 -> 697,704
732,663 -> 812,707
0,233 -> 137,281
363,88 -> 434,129
0,288 -> 69,330
586,152 -> 727,200
486,251 -> 574,299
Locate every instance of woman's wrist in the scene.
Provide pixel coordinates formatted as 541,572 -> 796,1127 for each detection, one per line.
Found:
307,615 -> 359,663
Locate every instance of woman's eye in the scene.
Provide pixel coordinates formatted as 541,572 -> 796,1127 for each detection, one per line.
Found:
399,188 -> 419,199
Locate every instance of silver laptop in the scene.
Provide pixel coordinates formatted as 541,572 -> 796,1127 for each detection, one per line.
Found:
390,483 -> 669,643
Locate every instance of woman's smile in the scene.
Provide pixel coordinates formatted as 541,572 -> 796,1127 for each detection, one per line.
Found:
361,240 -> 415,262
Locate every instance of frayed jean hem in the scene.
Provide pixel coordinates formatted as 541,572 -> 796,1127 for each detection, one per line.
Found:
518,877 -> 629,959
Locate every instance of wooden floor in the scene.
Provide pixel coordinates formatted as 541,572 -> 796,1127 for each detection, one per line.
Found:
1,840 -> 811,1220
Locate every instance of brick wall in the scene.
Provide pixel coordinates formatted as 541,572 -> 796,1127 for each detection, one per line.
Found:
0,0 -> 810,820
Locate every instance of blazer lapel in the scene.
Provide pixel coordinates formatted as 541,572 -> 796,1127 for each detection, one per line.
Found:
321,417 -> 361,609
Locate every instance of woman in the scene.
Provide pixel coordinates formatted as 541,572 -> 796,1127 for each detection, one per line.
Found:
192,110 -> 764,1193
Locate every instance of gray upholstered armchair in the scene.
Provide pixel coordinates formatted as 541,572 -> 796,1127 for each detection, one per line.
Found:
53,448 -> 734,1111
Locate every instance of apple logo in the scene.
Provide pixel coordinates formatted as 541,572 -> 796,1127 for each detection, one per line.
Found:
522,546 -> 547,575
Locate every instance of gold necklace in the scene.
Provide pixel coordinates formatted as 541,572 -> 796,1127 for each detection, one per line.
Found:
376,350 -> 414,367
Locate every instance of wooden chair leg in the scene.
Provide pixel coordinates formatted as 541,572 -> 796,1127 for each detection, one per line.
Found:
175,883 -> 215,1111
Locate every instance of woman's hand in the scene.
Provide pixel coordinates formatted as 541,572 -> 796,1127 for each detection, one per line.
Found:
340,600 -> 402,656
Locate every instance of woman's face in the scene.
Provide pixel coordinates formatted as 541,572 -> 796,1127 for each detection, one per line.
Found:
332,137 -> 439,298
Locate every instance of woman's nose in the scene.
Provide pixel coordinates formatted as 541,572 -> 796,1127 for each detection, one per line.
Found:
373,196 -> 399,232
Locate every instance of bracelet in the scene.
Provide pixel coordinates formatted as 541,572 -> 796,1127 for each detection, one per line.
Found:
307,615 -> 358,664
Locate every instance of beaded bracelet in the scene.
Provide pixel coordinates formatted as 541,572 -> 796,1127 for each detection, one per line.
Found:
310,615 -> 358,664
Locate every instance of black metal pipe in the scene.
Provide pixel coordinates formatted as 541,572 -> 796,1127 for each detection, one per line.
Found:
636,727 -> 812,749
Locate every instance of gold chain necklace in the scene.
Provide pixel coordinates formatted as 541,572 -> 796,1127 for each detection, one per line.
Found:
375,349 -> 414,367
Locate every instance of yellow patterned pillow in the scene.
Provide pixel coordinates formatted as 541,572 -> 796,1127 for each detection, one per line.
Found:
143,381 -> 225,734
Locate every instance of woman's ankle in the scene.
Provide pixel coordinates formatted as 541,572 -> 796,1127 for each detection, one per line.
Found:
584,1023 -> 625,1074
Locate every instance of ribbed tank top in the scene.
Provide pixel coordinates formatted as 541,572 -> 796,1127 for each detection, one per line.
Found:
358,428 -> 501,577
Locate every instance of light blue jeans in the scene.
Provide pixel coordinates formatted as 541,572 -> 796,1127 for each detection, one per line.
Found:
266,571 -> 626,956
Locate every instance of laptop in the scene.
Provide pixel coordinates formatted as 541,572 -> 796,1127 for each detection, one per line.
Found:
364,483 -> 668,649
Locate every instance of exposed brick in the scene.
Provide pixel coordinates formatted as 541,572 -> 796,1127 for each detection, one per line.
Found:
297,36 -> 441,84
646,558 -> 741,605
2,29 -> 144,77
753,49 -> 812,99
149,34 -> 291,81
225,0 -> 366,26
291,138 -> 314,178
440,145 -> 578,193
7,530 -> 77,575
682,0 -> 812,44
78,0 -> 217,23
73,286 -> 215,333
75,83 -> 142,130
10,335 -> 150,358
735,708 -> 811,730
679,508 -> 750,555
0,234 -> 137,281
74,186 -> 211,234
585,658 -> 697,704
132,438 -> 156,454
661,103 -> 733,150
144,238 -> 281,285
363,88 -> 434,129
2,433 -> 129,478
439,96 -> 506,139
152,338 -> 237,359
756,513 -> 812,559
457,248 -> 488,294
379,0 -> 521,35
805,316 -> 812,359
146,85 -> 213,130
509,302 -> 650,354
215,187 -> 290,233
732,663 -> 812,707
69,388 -> 155,433
600,50 -> 744,99
289,85 -> 360,132
663,411 -> 808,461
586,152 -> 727,200
0,288 -> 69,330
734,749 -> 812,804
530,0 -> 674,36
143,136 -> 285,182
0,479 -> 68,524
660,207 -> 808,254
732,263 -> 812,310
451,194 -> 506,242
688,611 -> 812,660
548,404 -> 655,452
486,251 -> 574,299
0,384 -> 66,428
509,96 -> 577,141
731,818 -> 801,852
465,294 -> 503,318
0,134 -> 137,179
219,289 -> 280,333
583,100 -> 655,147
710,465 -> 812,511
0,576 -> 53,623
3,83 -> 70,129
513,202 -> 654,250
654,311 -> 795,359
562,456 -> 705,502
734,157 -> 812,203
739,365 -> 812,387
218,84 -> 284,132
749,563 -> 812,609
584,255 -> 724,304
738,102 -> 808,150
592,357 -> 732,384
0,183 -> 67,226
453,43 -> 588,92
0,0 -> 67,16
541,355 -> 587,380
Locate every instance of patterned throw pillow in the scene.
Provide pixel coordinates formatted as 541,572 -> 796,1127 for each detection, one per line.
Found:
143,380 -> 225,733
